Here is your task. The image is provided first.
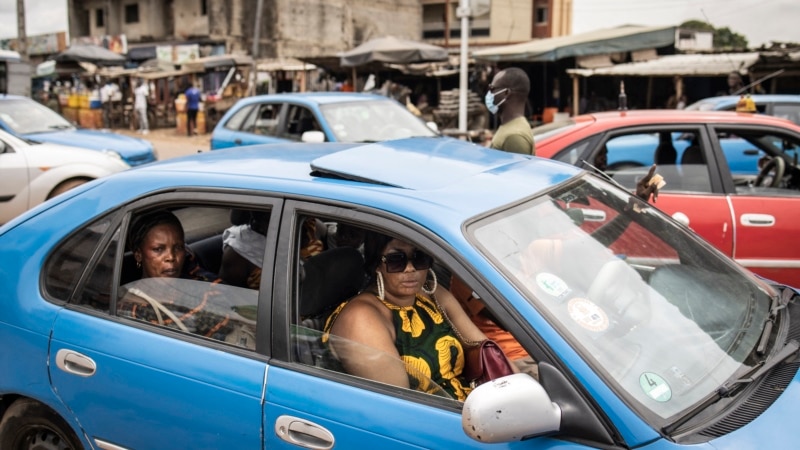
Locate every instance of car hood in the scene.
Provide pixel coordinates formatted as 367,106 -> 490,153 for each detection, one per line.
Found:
24,129 -> 153,156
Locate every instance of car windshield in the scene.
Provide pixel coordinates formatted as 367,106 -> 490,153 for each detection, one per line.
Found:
469,174 -> 773,421
319,100 -> 438,142
0,98 -> 75,134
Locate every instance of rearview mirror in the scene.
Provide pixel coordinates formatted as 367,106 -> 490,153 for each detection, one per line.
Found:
301,130 -> 326,143
462,373 -> 560,443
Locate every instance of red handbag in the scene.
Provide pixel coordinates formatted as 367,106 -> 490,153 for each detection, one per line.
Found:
463,339 -> 516,387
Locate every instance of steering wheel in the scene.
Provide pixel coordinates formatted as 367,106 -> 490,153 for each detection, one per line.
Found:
754,155 -> 786,188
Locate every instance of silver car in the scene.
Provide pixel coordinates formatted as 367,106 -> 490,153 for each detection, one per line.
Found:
0,129 -> 130,224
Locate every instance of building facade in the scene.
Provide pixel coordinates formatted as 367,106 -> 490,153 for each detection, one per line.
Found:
67,0 -> 424,59
421,0 -> 572,48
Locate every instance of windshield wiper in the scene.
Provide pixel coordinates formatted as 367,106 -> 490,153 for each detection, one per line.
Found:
756,287 -> 794,355
664,339 -> 799,435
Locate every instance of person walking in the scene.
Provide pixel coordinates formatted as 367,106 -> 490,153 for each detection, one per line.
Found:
485,67 -> 534,155
134,80 -> 149,134
185,82 -> 201,136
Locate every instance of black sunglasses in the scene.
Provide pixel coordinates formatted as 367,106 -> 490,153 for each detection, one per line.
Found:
381,250 -> 434,273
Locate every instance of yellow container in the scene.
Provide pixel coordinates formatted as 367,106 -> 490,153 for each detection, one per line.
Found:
196,110 -> 206,134
79,95 -> 90,110
67,94 -> 79,108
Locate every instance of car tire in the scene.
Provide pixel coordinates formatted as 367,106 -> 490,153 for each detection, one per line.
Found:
47,178 -> 90,200
0,398 -> 83,450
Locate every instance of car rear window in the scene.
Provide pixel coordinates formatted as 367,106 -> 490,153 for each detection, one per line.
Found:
532,119 -> 578,143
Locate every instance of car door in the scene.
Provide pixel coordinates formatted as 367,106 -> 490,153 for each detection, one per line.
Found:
562,126 -> 735,257
46,197 -> 278,449
711,125 -> 800,285
262,202 -> 604,449
0,138 -> 29,222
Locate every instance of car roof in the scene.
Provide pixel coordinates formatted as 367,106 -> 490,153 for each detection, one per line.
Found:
110,138 -> 578,221
572,109 -> 800,126
688,94 -> 800,108
230,92 -> 397,108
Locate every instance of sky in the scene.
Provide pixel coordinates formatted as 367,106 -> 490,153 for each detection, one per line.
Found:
0,0 -> 798,48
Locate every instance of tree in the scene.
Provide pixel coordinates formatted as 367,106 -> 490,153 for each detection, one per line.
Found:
679,20 -> 749,49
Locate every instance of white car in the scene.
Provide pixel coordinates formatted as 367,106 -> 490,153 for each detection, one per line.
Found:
0,129 -> 130,224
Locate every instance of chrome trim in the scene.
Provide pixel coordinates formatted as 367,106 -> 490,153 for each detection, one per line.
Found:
736,258 -> 800,268
94,439 -> 130,450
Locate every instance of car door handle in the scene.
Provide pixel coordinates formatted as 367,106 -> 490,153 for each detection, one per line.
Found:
740,213 -> 775,227
55,349 -> 97,377
275,415 -> 334,449
235,138 -> 242,145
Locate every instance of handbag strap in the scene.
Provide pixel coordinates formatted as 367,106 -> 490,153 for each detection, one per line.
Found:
430,292 -> 483,347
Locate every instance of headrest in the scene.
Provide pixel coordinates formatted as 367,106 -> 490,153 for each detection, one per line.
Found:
299,247 -> 365,317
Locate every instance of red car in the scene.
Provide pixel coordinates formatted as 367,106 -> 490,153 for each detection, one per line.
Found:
533,110 -> 800,286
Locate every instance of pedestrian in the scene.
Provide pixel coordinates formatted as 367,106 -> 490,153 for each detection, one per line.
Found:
134,80 -> 149,135
185,82 -> 201,136
485,67 -> 534,155
100,80 -> 117,128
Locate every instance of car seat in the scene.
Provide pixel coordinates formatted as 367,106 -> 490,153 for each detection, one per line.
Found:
681,138 -> 704,165
295,246 -> 366,367
653,132 -> 677,165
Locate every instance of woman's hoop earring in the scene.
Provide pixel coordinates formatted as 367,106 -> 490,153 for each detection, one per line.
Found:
422,268 -> 437,295
136,259 -> 142,268
376,272 -> 385,300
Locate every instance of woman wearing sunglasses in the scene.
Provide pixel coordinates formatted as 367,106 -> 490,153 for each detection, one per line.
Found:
323,232 -> 488,401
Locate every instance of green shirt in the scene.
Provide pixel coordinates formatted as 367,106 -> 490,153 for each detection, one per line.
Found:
490,116 -> 535,155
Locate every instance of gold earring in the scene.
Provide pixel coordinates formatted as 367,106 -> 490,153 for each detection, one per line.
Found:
376,272 -> 385,300
422,268 -> 437,295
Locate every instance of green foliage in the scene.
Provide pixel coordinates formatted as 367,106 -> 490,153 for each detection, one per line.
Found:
679,20 -> 749,49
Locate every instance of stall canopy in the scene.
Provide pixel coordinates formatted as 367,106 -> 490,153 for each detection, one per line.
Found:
182,54 -> 254,72
567,52 -> 761,77
472,25 -> 676,62
54,44 -> 126,66
340,36 -> 449,67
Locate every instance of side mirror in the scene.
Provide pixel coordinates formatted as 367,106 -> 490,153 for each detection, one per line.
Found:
462,373 -> 560,443
426,121 -> 439,133
301,130 -> 326,143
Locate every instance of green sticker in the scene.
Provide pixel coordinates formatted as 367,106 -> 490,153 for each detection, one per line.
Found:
639,372 -> 671,402
535,272 -> 569,298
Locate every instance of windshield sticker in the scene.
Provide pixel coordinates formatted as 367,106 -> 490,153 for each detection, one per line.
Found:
640,372 -> 672,402
535,272 -> 570,298
567,297 -> 609,332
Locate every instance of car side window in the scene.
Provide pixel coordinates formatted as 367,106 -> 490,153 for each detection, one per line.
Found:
603,130 -> 712,193
44,215 -> 113,303
287,212 -> 537,402
223,103 -> 255,131
553,139 -> 592,166
773,104 -> 800,126
284,105 -> 321,141
251,103 -> 281,136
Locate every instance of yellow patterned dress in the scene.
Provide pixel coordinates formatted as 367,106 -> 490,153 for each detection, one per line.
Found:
324,294 -> 472,401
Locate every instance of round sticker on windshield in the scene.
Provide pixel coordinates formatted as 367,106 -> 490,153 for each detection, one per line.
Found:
535,272 -> 569,298
567,297 -> 609,332
639,372 -> 672,402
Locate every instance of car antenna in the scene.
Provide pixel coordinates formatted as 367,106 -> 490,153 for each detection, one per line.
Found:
618,81 -> 627,111
732,69 -> 785,96
580,159 -> 630,192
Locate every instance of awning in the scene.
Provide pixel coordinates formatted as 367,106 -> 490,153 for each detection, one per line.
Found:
257,58 -> 316,72
472,25 -> 676,62
567,52 -> 761,77
127,45 -> 157,61
182,54 -> 254,72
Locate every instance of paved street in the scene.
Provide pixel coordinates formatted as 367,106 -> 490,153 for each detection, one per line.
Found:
114,127 -> 212,160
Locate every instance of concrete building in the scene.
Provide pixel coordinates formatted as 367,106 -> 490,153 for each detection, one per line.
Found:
67,0 -> 424,60
421,0 -> 573,48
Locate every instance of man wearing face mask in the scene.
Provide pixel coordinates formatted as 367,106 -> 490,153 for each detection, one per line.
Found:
485,67 -> 535,155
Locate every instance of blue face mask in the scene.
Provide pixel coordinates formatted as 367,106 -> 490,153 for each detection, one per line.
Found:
484,88 -> 508,115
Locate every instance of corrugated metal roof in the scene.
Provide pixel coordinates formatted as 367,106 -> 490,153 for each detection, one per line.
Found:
567,52 -> 761,77
472,25 -> 676,62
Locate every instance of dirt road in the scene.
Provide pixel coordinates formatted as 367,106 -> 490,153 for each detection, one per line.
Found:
114,127 -> 212,161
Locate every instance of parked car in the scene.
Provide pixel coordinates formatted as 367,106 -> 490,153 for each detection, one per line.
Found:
0,128 -> 129,224
686,94 -> 800,125
0,94 -> 156,166
1,137 -> 799,449
533,110 -> 800,286
210,92 -> 439,149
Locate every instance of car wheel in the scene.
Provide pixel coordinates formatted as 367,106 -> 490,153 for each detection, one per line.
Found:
47,178 -> 90,200
0,398 -> 83,450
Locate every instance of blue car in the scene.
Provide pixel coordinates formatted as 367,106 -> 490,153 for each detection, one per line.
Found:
686,94 -> 800,125
210,92 -> 439,149
0,95 -> 156,166
1,137 -> 799,449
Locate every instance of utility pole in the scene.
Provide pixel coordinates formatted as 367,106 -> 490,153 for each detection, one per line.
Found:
16,0 -> 27,60
456,0 -> 470,133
